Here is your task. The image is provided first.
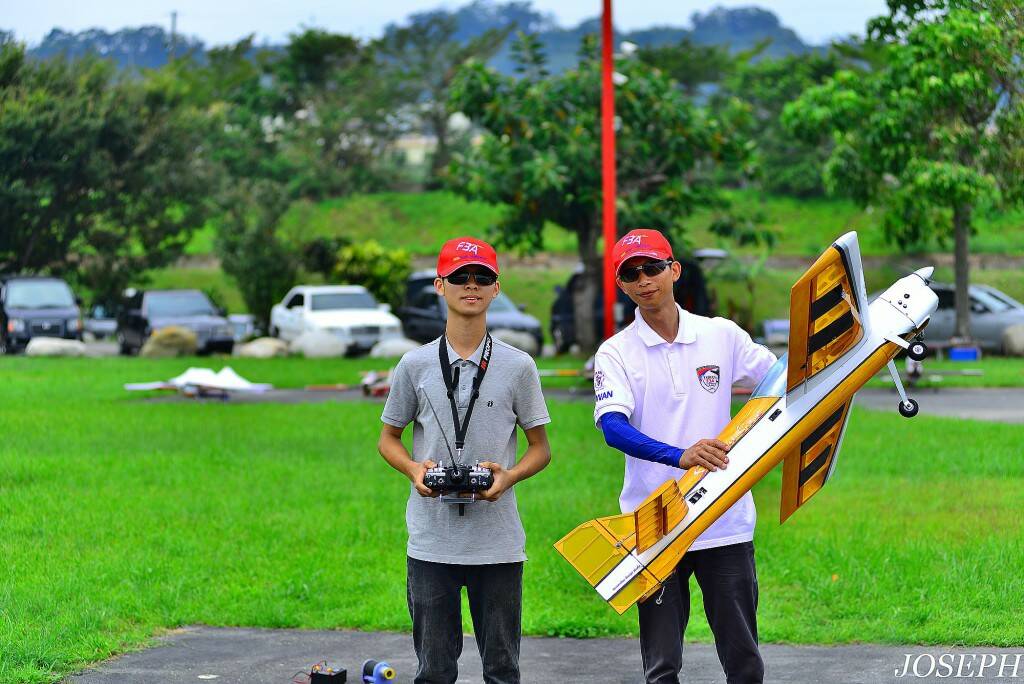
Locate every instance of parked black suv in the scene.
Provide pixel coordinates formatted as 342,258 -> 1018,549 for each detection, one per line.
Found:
0,275 -> 83,354
116,289 -> 235,355
397,270 -> 544,351
550,257 -> 713,352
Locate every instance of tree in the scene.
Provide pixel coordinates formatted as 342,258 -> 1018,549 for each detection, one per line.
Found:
215,180 -> 297,328
0,43 -> 214,305
784,1 -> 1024,340
376,14 -> 511,187
449,35 -> 760,350
716,50 -> 844,197
635,37 -> 737,97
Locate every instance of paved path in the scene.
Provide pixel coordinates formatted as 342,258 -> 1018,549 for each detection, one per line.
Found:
67,626 -> 1024,683
139,385 -> 1024,424
853,387 -> 1024,423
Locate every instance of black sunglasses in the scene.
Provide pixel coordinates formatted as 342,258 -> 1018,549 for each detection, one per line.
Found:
618,259 -> 673,283
445,270 -> 497,286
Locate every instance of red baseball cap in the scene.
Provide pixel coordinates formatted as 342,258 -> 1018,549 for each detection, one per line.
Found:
436,237 -> 500,278
612,229 -> 674,275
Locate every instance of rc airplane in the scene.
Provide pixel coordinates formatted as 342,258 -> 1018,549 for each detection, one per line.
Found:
124,366 -> 272,398
554,231 -> 938,614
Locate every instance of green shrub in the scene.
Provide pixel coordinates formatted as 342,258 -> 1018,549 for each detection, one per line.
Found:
333,240 -> 411,309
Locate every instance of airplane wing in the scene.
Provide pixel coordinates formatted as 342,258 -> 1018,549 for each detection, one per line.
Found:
779,399 -> 852,523
786,232 -> 870,396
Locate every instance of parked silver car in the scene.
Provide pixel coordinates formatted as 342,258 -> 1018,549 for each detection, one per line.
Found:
923,283 -> 1024,352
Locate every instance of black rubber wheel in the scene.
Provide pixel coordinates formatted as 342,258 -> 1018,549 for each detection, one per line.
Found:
552,327 -> 568,354
898,398 -> 919,418
907,341 -> 927,361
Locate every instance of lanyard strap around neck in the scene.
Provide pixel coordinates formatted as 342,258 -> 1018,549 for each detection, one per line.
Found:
438,334 -> 492,454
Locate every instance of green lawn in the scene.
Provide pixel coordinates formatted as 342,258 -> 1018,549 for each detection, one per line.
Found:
1,357 -> 1022,683
166,188 -> 1024,342
185,189 -> 1024,260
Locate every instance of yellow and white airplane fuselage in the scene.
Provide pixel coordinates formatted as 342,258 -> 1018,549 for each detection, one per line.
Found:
555,232 -> 939,614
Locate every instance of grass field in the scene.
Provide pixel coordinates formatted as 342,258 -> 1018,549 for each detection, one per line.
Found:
1,356 -> 1022,683
184,189 -> 1024,260
163,189 -> 1024,342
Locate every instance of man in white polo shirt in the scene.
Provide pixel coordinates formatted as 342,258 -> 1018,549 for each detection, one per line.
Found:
593,228 -> 776,684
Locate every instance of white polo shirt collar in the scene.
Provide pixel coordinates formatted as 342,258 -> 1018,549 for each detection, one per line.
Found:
634,304 -> 697,347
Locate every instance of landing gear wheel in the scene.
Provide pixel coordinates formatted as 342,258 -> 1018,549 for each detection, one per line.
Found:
907,341 -> 927,361
898,398 -> 919,418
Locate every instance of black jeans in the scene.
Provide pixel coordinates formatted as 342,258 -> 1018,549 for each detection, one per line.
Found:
407,556 -> 523,684
637,541 -> 763,684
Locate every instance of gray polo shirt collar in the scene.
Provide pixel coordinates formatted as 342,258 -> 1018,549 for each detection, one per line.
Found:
444,333 -> 488,367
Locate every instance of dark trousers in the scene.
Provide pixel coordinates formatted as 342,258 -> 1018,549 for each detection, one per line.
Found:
637,541 -> 763,684
407,556 -> 523,684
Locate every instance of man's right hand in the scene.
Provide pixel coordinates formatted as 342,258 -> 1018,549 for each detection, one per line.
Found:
679,439 -> 730,472
410,459 -> 439,497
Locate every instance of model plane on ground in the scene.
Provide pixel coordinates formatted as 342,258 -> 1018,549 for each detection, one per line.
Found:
124,366 -> 272,398
554,231 -> 938,614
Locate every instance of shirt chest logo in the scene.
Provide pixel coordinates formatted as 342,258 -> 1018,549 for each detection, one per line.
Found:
696,365 -> 720,393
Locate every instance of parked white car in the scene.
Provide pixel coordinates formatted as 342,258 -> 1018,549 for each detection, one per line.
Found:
269,285 -> 403,353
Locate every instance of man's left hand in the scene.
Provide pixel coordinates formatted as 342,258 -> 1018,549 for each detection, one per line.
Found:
478,461 -> 517,502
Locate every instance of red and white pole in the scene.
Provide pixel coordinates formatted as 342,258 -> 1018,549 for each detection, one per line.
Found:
600,0 -> 617,341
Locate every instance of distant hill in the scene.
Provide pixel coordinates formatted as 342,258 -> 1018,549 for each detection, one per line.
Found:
27,26 -> 203,69
391,3 -> 814,74
16,2 -> 816,73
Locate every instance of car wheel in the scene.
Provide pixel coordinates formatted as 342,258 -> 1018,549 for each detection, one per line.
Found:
117,332 -> 132,356
552,327 -> 568,354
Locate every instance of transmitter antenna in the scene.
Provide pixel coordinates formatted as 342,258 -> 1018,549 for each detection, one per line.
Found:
420,390 -> 458,469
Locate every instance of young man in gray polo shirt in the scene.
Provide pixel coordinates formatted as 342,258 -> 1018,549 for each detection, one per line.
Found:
378,236 -> 551,684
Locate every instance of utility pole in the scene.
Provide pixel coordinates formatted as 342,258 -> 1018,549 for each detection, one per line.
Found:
601,0 -> 617,341
170,11 -> 177,61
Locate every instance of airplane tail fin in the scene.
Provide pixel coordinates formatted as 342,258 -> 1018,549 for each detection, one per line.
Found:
555,479 -> 692,614
554,511 -> 663,614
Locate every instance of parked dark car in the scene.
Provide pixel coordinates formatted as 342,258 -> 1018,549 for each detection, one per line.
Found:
397,270 -> 544,351
0,275 -> 83,354
116,289 -> 235,355
84,304 -> 118,339
550,257 -> 713,352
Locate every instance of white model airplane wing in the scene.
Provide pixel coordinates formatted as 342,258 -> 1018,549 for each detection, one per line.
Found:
126,367 -> 272,394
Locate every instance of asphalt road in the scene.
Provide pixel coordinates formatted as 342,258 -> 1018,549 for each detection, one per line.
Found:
138,384 -> 1024,424
66,626 -> 1024,683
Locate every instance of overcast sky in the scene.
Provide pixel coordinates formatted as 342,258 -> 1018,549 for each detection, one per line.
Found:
4,1 -> 888,48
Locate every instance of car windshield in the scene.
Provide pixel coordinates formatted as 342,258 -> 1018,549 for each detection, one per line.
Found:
5,280 -> 75,309
147,292 -> 216,317
489,292 -> 517,312
983,288 -> 1024,310
751,353 -> 788,399
311,291 -> 378,311
969,289 -> 1011,313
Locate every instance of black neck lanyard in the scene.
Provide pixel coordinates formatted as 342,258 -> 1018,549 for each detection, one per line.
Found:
438,334 -> 492,456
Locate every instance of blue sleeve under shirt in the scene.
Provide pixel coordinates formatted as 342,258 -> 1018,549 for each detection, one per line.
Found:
599,411 -> 683,468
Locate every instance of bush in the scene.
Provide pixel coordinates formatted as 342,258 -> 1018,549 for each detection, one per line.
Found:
333,240 -> 411,309
140,326 -> 198,357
